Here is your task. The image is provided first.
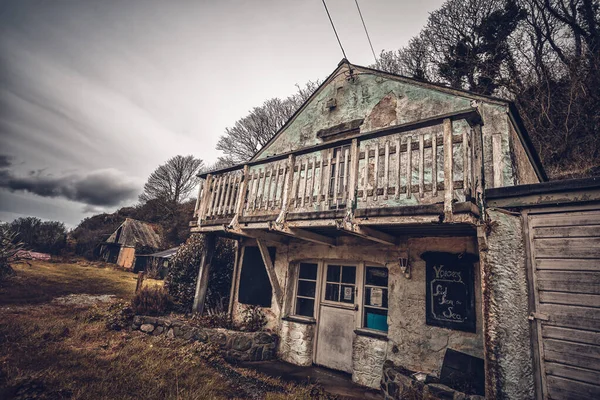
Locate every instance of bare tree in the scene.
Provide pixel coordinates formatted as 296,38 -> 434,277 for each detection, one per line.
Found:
216,80 -> 320,164
139,155 -> 204,205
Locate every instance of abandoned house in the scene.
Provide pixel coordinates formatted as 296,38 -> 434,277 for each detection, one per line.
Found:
99,218 -> 161,269
190,60 -> 600,399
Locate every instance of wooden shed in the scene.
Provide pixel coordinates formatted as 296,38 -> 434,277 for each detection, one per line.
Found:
99,218 -> 161,269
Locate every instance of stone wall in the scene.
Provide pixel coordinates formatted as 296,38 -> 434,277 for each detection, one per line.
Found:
132,315 -> 278,362
381,360 -> 485,400
352,333 -> 388,389
278,319 -> 315,366
478,210 -> 534,399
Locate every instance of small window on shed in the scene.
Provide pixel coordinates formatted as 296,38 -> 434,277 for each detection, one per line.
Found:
238,246 -> 275,307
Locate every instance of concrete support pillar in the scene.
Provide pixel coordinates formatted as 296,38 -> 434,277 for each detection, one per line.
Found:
478,210 -> 534,399
192,233 -> 216,315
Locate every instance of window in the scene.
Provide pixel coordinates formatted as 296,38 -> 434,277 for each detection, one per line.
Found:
238,246 -> 275,307
295,263 -> 318,317
363,266 -> 389,332
324,264 -> 356,304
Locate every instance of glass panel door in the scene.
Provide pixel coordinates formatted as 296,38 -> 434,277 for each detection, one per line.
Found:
323,264 -> 356,304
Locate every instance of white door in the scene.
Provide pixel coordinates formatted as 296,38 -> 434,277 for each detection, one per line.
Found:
315,264 -> 357,373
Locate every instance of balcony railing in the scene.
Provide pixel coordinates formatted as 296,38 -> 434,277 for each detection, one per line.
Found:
194,108 -> 484,228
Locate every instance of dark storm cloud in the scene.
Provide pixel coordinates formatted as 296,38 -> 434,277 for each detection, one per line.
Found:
0,168 -> 140,207
0,155 -> 12,168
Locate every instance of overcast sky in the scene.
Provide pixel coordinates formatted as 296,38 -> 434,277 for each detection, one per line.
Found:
0,0 -> 444,227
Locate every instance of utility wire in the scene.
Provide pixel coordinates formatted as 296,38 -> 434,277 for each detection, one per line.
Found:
354,0 -> 377,65
321,0 -> 347,60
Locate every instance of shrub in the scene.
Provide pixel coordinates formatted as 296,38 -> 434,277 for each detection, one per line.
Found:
165,234 -> 235,313
131,286 -> 172,316
241,305 -> 267,332
0,223 -> 23,280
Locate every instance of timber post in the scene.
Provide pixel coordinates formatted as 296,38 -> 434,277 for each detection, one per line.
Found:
192,233 -> 216,314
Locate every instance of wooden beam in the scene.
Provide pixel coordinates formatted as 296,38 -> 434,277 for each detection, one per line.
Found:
336,220 -> 397,246
224,224 -> 287,244
192,233 -> 215,314
256,239 -> 283,310
269,223 -> 336,246
443,118 -> 454,221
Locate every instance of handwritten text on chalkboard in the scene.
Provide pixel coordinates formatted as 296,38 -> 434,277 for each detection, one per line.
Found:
423,252 -> 476,332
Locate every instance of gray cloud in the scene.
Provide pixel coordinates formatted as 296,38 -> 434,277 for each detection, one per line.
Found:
0,155 -> 12,168
0,168 -> 140,207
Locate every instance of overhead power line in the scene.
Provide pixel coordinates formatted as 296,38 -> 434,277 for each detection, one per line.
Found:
321,0 -> 347,60
354,0 -> 377,65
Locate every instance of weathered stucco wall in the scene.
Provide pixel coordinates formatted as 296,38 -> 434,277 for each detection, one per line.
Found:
231,235 -> 484,384
278,319 -> 315,366
386,237 -> 483,376
254,64 -> 527,190
352,334 -> 388,388
479,210 -> 534,399
508,122 -> 540,185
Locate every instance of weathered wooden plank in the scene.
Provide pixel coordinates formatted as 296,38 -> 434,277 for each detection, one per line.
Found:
198,174 -> 213,222
342,148 -> 349,204
396,137 -> 402,200
384,140 -> 390,200
542,325 -> 600,346
538,304 -> 600,331
292,160 -> 301,209
362,144 -> 369,202
534,237 -> 600,258
492,133 -> 503,188
545,362 -> 600,387
530,211 -> 600,228
374,142 -> 379,201
301,160 -> 308,208
537,271 -> 600,294
236,166 -> 249,215
222,175 -> 233,214
273,165 -> 281,207
419,134 -> 424,198
347,139 -> 359,208
546,375 -> 600,400
310,156 -> 317,206
325,149 -> 333,206
432,133 -> 438,197
212,176 -> 223,216
315,159 -> 323,206
443,118 -> 453,219
406,136 -> 412,199
536,258 -> 600,271
544,338 -> 600,371
539,291 -> 600,307
534,225 -> 600,239
333,150 -> 340,206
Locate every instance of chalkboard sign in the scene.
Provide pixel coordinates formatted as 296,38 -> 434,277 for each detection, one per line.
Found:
423,252 -> 477,333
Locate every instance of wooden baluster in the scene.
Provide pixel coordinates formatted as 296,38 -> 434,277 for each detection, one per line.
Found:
443,118 -> 454,219
325,149 -> 332,207
342,148 -> 349,204
463,128 -> 470,197
395,138 -> 402,199
300,159 -> 310,207
373,142 -> 379,201
198,174 -> 213,223
259,168 -> 267,209
211,176 -> 223,216
315,159 -> 322,207
432,133 -> 438,197
265,167 -> 273,210
467,130 -> 473,199
245,172 -> 253,211
279,164 -> 286,208
384,141 -> 390,200
273,165 -> 281,208
235,166 -> 250,216
363,145 -> 369,201
230,175 -> 240,214
406,136 -> 412,199
333,150 -> 340,207
310,156 -> 317,206
347,138 -> 359,209
419,134 -> 425,198
252,171 -> 260,211
293,160 -> 301,209
221,175 -> 232,215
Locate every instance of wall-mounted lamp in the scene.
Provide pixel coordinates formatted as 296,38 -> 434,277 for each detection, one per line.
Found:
399,251 -> 411,279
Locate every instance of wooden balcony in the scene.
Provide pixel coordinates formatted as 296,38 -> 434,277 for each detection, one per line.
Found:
192,108 -> 485,245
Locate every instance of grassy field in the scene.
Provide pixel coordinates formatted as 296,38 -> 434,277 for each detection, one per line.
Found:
0,261 -> 321,400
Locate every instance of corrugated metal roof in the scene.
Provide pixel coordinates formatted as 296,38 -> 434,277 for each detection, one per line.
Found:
105,218 -> 161,249
142,246 -> 179,258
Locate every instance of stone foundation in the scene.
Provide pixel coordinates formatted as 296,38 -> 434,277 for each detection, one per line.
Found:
132,315 -> 278,362
278,319 -> 314,366
381,360 -> 484,400
352,333 -> 387,389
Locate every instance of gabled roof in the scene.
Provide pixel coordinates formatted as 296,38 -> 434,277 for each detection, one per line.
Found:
106,218 -> 161,249
204,59 -> 546,181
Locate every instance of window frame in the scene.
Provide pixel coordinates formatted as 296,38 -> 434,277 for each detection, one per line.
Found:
361,265 -> 389,333
294,262 -> 319,318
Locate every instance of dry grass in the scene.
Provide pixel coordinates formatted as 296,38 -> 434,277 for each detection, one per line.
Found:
0,261 -> 324,400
